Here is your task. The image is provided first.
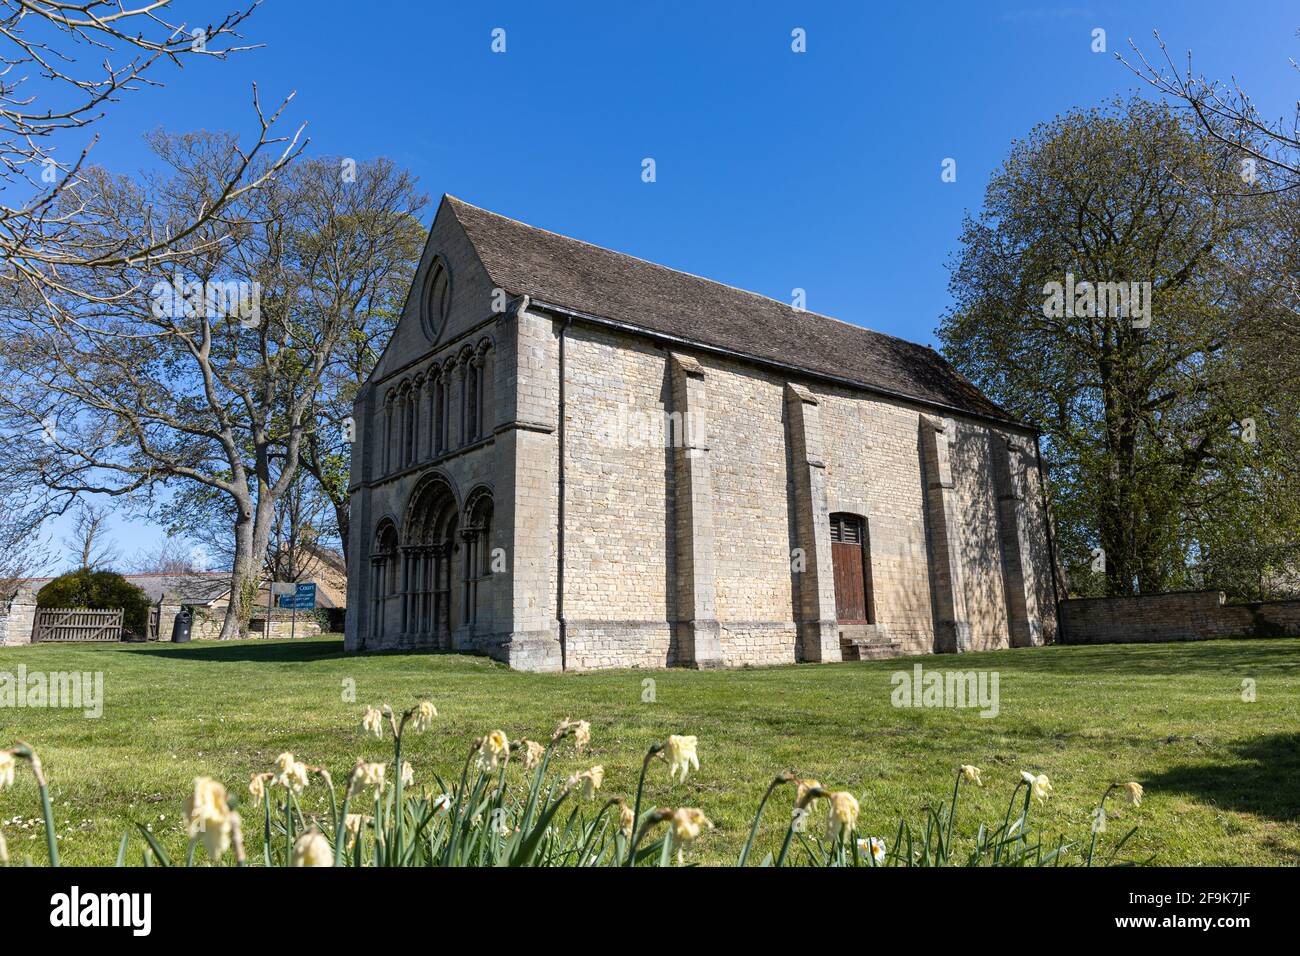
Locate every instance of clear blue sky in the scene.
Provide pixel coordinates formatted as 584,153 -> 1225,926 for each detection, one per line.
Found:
40,0 -> 1298,568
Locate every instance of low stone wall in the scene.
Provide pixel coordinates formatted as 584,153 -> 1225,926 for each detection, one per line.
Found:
1059,590 -> 1300,645
249,615 -> 322,639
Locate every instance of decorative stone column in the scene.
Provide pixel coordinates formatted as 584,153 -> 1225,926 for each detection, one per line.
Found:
669,352 -> 724,668
784,383 -> 841,662
995,435 -> 1044,647
920,415 -> 972,653
382,391 -> 396,474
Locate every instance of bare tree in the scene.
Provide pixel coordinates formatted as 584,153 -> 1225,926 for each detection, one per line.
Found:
63,500 -> 119,571
162,466 -> 334,582
1120,30 -> 1300,466
264,471 -> 335,584
131,536 -> 207,575
1121,29 -> 1300,182
0,502 -> 39,599
293,159 -> 426,563
0,461 -> 47,600
0,1 -> 303,308
0,141 -> 423,640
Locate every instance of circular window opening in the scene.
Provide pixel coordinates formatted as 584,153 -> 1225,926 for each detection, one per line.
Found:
422,258 -> 451,341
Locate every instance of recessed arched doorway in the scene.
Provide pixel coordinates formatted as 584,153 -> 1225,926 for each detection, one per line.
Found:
402,475 -> 460,647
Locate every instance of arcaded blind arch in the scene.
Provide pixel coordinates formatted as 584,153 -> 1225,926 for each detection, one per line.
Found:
462,490 -> 494,626
464,359 -> 481,442
434,363 -> 452,454
382,392 -> 396,474
469,339 -> 493,443
403,382 -> 418,467
370,521 -> 400,638
426,372 -> 440,457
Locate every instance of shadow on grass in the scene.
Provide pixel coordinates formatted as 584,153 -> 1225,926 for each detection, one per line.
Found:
123,638 -> 501,667
1144,733 -> 1300,824
949,639 -> 1300,678
126,638 -> 351,665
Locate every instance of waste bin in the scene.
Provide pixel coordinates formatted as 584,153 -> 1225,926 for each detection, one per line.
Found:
171,608 -> 192,643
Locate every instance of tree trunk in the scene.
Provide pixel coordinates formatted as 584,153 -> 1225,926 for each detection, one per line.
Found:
220,507 -> 258,641
219,487 -> 280,640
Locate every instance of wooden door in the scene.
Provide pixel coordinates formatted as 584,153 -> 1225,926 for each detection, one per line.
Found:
830,514 -> 870,623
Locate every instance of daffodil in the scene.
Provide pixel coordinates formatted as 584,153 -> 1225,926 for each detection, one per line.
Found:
796,778 -> 823,806
857,836 -> 887,863
960,765 -> 982,786
1122,781 -> 1144,807
401,761 -> 414,788
0,751 -> 14,791
343,813 -> 372,850
520,739 -> 545,771
619,801 -> 635,838
670,807 -> 712,845
361,706 -> 385,739
410,700 -> 437,733
248,773 -> 270,808
826,791 -> 860,842
291,828 -> 332,867
1021,771 -> 1052,803
348,761 -> 386,800
568,765 -> 604,800
273,752 -> 309,794
182,776 -> 235,860
1090,806 -> 1107,834
663,735 -> 699,783
556,718 -> 591,753
477,730 -> 510,772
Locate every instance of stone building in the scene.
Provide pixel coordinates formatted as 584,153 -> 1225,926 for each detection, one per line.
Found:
344,197 -> 1060,671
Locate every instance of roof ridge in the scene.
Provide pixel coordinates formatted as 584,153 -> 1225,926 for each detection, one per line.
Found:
442,195 -> 1018,426
444,196 -> 930,353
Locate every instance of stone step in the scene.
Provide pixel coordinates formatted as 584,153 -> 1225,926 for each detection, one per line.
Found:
841,638 -> 904,661
837,623 -> 904,661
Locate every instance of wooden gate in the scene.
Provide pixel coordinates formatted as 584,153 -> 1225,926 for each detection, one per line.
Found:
32,607 -> 125,643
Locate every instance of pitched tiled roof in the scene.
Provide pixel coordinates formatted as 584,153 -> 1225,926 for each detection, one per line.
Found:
446,196 -> 1018,424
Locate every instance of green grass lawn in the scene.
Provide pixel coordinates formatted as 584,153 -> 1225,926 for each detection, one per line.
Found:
1,636 -> 1297,865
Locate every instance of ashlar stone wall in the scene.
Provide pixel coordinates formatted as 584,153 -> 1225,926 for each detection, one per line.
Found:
347,264 -> 1060,671
551,321 -> 1059,670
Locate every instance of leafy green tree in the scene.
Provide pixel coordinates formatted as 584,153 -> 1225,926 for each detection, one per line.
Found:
939,97 -> 1299,598
37,570 -> 151,635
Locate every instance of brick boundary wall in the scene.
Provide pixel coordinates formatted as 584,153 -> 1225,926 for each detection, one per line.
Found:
1059,590 -> 1300,645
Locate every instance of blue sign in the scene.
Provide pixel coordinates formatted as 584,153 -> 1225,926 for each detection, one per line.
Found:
277,582 -> 317,610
